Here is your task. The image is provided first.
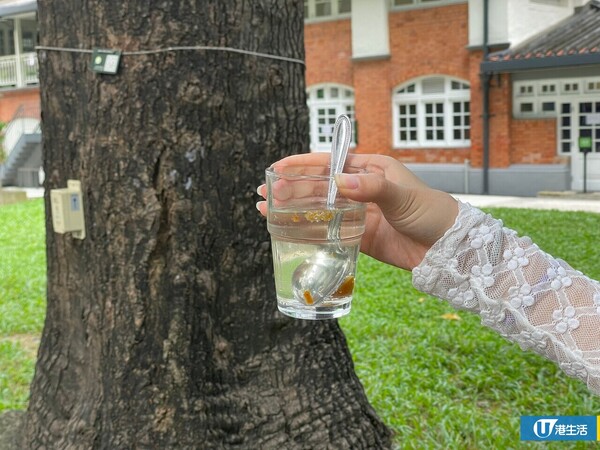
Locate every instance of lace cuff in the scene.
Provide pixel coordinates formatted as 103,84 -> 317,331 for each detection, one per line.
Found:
413,201 -> 600,396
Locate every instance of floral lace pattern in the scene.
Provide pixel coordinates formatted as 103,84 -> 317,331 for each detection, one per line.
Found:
413,201 -> 600,396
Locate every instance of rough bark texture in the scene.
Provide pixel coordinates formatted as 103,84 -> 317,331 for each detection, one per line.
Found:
0,411 -> 24,449
24,1 -> 393,448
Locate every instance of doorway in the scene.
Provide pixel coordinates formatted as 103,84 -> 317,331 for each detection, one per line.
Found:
560,101 -> 600,192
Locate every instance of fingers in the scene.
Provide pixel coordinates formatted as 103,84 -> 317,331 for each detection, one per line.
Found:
256,200 -> 267,217
256,184 -> 267,217
259,153 -> 411,212
266,159 -> 334,206
255,179 -> 323,216
257,184 -> 266,199
258,153 -> 460,267
335,172 -> 413,220
271,153 -> 331,172
270,178 -> 329,203
270,153 -> 380,176
259,153 -> 429,225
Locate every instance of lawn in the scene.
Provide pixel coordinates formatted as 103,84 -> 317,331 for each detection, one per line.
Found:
341,207 -> 600,449
1,199 -> 600,448
0,199 -> 45,411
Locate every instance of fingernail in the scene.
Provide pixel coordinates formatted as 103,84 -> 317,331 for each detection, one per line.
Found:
256,201 -> 262,211
335,174 -> 359,189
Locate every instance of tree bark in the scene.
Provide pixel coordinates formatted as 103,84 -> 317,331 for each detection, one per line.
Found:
24,1 -> 392,448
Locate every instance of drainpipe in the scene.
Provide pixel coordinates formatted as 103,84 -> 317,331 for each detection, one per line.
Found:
481,0 -> 491,194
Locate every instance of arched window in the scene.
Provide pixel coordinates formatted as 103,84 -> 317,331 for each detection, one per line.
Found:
307,84 -> 356,152
392,76 -> 470,148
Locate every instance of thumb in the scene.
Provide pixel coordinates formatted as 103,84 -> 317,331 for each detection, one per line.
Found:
335,173 -> 413,220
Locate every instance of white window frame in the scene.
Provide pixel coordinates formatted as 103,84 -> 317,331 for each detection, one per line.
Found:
539,82 -> 557,95
392,75 -> 471,148
530,0 -> 567,6
558,102 -> 573,155
513,77 -> 600,118
557,100 -> 600,156
562,81 -> 580,95
390,0 -> 466,11
585,80 -> 600,93
512,77 -> 600,157
304,0 -> 352,22
307,83 -> 357,152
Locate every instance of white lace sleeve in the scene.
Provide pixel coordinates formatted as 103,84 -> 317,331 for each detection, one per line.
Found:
412,201 -> 600,396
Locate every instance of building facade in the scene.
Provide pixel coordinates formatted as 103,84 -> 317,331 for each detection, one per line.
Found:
305,0 -> 600,195
0,0 -> 40,187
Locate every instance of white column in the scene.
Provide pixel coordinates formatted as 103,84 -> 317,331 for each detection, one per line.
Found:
351,0 -> 390,61
13,17 -> 22,87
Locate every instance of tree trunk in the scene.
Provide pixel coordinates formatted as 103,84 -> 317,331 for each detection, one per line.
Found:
24,1 -> 392,448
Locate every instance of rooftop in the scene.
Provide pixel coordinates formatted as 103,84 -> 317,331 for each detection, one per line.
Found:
482,0 -> 600,72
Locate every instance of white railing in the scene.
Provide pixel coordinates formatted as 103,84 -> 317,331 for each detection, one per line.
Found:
3,103 -> 41,159
17,167 -> 43,187
0,52 -> 39,88
21,53 -> 39,84
0,56 -> 17,87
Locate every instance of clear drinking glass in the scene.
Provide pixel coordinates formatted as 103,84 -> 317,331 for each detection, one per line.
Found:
265,163 -> 366,320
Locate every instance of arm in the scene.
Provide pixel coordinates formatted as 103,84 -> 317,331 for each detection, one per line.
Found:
413,201 -> 600,396
258,153 -> 600,396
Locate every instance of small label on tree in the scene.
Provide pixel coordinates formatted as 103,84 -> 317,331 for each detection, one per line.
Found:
91,49 -> 121,74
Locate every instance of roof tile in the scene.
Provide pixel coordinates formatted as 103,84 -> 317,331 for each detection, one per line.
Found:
488,1 -> 600,62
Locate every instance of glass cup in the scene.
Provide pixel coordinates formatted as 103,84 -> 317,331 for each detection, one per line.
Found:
265,163 -> 366,320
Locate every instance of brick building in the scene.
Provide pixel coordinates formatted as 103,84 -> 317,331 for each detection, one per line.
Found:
305,0 -> 600,195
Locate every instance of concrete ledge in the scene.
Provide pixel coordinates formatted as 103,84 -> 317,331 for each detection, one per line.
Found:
0,189 -> 28,205
405,163 -> 571,197
538,190 -> 600,199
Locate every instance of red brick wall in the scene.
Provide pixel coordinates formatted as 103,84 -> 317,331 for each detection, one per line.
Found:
511,119 -> 566,164
353,59 -> 392,153
388,5 -> 470,84
0,87 -> 40,123
488,72 -> 512,168
468,50 -> 483,167
305,19 -> 353,87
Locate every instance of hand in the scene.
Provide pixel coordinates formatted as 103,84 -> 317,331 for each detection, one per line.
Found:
257,153 -> 458,270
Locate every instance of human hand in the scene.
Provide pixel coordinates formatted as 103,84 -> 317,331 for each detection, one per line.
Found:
257,153 -> 458,270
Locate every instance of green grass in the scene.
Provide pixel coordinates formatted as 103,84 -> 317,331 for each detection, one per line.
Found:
0,339 -> 37,411
0,198 -> 46,411
1,200 -> 600,448
341,207 -> 600,449
0,199 -> 46,335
